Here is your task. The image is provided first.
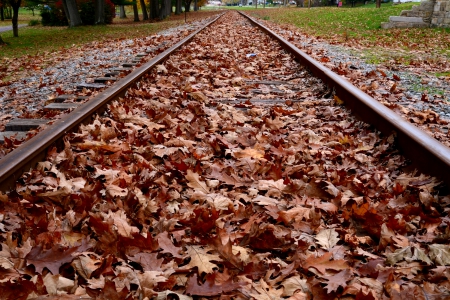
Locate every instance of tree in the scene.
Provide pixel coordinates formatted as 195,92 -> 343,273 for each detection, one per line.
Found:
149,0 -> 157,18
133,1 -> 139,21
175,0 -> 181,14
24,0 -> 40,15
95,0 -> 105,24
139,0 -> 148,19
119,5 -> 126,17
62,0 -> 82,27
9,0 -> 21,37
184,0 -> 191,12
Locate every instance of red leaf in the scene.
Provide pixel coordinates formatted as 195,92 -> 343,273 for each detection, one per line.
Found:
186,273 -> 245,296
26,240 -> 90,274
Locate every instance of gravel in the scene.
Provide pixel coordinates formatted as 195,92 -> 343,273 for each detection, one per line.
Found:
0,17 -> 216,122
273,26 -> 450,119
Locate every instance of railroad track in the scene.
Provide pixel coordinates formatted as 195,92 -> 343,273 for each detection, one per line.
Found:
0,12 -> 449,190
0,11 -> 449,299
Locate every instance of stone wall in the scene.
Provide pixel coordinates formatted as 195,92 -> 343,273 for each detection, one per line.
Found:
381,0 -> 450,29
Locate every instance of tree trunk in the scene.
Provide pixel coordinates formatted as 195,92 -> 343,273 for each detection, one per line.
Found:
185,0 -> 191,12
175,0 -> 182,14
95,0 -> 105,24
63,0 -> 82,27
133,3 -> 139,21
150,0 -> 158,19
376,0 -> 380,8
166,0 -> 171,14
119,5 -> 127,18
159,0 -> 166,19
0,7 -> 4,21
61,0 -> 70,23
140,0 -> 149,20
194,0 -> 197,11
9,0 -> 21,37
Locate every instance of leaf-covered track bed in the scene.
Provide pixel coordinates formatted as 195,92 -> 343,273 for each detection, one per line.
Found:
0,15 -> 219,157
248,16 -> 450,149
0,11 -> 450,299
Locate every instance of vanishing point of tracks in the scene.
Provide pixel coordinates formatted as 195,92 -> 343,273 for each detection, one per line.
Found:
1,11 -> 450,299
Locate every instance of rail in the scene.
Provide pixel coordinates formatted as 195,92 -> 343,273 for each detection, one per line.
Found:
240,11 -> 450,186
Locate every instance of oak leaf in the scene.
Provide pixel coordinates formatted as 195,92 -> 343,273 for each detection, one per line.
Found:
103,210 -> 139,237
281,275 -> 308,297
316,228 -> 340,251
250,279 -> 283,300
324,269 -> 352,293
186,273 -> 244,296
429,244 -> 450,266
71,253 -> 102,279
43,273 -> 75,295
303,252 -> 349,274
26,244 -> 81,274
138,270 -> 167,289
186,170 -> 210,193
278,206 -> 310,225
232,147 -> 265,159
183,246 -> 221,274
156,232 -> 183,258
127,252 -> 163,271
156,291 -> 193,300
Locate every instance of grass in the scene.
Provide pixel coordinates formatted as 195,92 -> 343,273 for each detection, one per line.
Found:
247,3 -> 450,65
0,8 -> 36,26
0,10 -> 220,59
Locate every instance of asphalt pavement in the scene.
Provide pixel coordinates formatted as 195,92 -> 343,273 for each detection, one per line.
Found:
0,24 -> 28,33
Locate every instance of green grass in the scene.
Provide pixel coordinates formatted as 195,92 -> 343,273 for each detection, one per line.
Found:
0,8 -> 36,26
0,10 -> 220,59
248,3 -> 450,66
251,3 -> 417,35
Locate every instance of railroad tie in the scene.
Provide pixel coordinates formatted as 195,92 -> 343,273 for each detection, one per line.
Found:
94,77 -> 118,83
104,71 -> 120,77
52,95 -> 88,103
76,83 -> 106,90
4,119 -> 48,131
122,63 -> 137,68
44,103 -> 79,110
112,67 -> 132,73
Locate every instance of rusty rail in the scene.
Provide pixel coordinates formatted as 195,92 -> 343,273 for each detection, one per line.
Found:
240,11 -> 450,186
0,14 -> 223,192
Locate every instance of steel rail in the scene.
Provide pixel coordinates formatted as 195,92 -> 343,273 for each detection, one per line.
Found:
240,11 -> 450,186
0,14 -> 223,192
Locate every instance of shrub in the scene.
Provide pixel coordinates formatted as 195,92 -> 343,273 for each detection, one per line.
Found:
40,0 -> 115,26
28,19 -> 41,26
40,4 -> 68,26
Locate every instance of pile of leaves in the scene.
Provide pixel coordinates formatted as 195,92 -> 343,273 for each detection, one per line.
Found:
0,12 -> 450,299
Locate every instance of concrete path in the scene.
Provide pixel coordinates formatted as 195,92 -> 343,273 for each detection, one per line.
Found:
0,24 -> 28,33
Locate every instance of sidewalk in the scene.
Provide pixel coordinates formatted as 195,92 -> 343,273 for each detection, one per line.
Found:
0,24 -> 28,33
